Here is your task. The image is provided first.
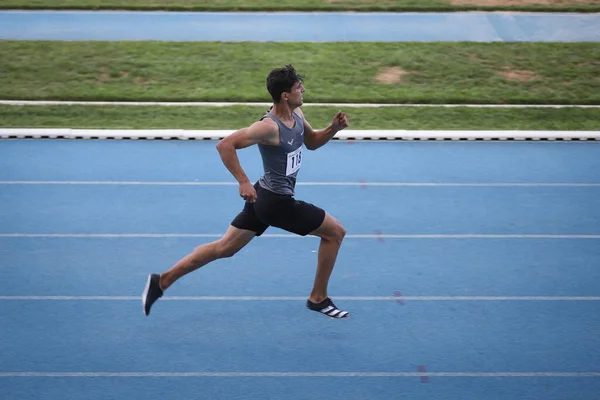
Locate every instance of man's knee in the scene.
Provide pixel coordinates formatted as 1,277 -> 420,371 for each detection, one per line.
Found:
324,218 -> 346,245
213,228 -> 255,258
214,239 -> 240,258
334,223 -> 346,245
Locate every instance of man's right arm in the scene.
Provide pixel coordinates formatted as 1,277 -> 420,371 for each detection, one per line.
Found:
216,120 -> 278,202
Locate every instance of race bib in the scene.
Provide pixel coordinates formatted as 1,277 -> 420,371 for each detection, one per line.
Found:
286,147 -> 302,176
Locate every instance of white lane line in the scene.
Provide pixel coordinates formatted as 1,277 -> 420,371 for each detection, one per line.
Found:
1,234 -> 599,239
1,296 -> 599,301
2,181 -> 600,187
1,100 -> 599,109
0,372 -> 599,377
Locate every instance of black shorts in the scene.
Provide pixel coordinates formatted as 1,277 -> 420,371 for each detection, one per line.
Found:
231,182 -> 326,236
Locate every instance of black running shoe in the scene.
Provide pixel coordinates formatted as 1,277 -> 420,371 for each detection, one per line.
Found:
306,297 -> 349,319
142,273 -> 163,316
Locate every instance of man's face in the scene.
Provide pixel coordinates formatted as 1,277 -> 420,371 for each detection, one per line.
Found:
286,81 -> 305,106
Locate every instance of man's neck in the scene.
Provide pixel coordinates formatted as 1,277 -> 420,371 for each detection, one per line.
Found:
271,103 -> 296,123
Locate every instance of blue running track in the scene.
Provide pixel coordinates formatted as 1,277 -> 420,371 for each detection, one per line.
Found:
1,139 -> 600,399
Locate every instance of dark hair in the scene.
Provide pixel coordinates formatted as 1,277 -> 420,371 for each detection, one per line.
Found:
266,65 -> 303,103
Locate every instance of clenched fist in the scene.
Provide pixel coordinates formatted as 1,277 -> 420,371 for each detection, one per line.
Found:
332,110 -> 349,133
239,181 -> 257,203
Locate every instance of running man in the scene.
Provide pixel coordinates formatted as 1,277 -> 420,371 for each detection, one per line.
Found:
142,65 -> 350,319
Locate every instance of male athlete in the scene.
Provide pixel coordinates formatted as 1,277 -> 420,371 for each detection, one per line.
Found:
142,65 -> 350,319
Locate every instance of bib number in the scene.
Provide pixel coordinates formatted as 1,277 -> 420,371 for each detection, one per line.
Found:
286,147 -> 302,176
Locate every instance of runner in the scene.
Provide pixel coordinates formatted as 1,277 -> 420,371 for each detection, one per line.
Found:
142,65 -> 350,319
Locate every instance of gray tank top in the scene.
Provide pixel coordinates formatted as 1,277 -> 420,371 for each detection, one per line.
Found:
257,111 -> 305,196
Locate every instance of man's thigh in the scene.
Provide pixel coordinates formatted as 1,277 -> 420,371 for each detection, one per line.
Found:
267,198 -> 326,236
230,200 -> 270,236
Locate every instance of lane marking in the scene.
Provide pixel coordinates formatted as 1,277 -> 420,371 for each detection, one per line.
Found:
393,291 -> 404,305
2,181 -> 600,187
1,234 -> 600,239
0,372 -> 599,377
2,100 -> 599,108
1,296 -> 599,301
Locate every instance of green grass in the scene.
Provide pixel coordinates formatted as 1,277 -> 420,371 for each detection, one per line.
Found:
1,42 -> 599,105
1,105 -> 598,130
1,0 -> 599,12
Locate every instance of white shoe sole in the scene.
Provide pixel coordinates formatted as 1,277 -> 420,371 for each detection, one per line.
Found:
142,274 -> 152,315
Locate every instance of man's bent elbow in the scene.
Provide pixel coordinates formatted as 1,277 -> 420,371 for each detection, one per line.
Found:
216,137 -> 231,154
304,140 -> 318,151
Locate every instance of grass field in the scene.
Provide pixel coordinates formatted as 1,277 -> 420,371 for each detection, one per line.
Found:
2,42 -> 599,105
1,0 -> 599,12
1,105 -> 598,131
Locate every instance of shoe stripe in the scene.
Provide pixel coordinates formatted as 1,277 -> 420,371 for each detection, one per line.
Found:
328,309 -> 341,316
337,311 -> 349,318
142,275 -> 152,309
320,306 -> 334,313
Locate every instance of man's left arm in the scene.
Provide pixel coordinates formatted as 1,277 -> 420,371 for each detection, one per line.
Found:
298,108 -> 349,150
